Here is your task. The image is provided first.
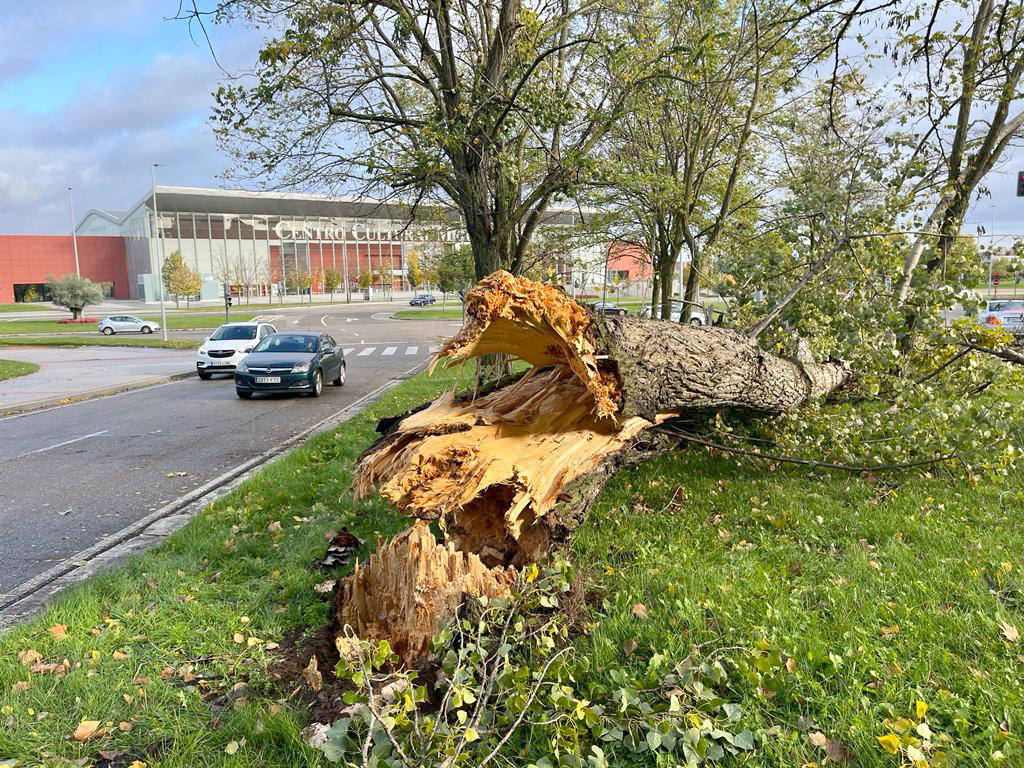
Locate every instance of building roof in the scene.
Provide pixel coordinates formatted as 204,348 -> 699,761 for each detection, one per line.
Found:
76,186 -> 589,231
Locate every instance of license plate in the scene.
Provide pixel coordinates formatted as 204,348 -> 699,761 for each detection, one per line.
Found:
255,376 -> 281,384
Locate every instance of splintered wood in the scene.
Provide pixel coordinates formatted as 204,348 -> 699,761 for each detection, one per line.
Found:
337,270 -> 853,664
355,367 -> 668,566
433,270 -> 621,417
336,522 -> 513,664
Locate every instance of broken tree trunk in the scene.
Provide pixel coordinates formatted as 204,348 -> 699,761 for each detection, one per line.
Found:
338,271 -> 852,664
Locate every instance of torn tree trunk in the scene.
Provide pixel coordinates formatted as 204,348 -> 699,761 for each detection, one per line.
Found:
337,271 -> 852,663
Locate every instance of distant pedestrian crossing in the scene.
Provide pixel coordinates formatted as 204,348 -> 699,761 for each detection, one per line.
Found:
342,344 -> 438,358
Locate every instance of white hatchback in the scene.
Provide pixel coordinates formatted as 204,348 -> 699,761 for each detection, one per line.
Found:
197,322 -> 278,379
979,300 -> 1024,334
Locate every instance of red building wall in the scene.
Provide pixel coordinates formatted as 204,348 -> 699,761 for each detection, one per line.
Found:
0,235 -> 129,303
607,242 -> 652,280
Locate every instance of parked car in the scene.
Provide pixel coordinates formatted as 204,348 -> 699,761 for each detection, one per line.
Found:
590,301 -> 628,316
196,322 -> 278,379
638,301 -> 710,325
98,315 -> 160,335
979,299 -> 1024,333
234,332 -> 345,399
409,294 -> 437,306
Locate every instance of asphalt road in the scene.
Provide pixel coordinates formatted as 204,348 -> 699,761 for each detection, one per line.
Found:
0,306 -> 462,595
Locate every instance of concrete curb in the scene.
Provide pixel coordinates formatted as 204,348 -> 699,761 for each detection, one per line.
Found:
0,360 -> 426,631
0,369 -> 197,418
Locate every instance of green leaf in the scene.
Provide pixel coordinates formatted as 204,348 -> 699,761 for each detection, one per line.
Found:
646,729 -> 662,750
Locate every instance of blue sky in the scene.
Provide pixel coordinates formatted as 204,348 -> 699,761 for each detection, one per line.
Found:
0,2 -> 1021,242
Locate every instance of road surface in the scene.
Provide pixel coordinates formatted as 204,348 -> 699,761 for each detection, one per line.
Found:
0,306 -> 460,595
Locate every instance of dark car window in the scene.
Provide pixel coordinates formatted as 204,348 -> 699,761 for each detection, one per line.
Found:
253,334 -> 319,353
324,335 -> 337,349
210,325 -> 258,341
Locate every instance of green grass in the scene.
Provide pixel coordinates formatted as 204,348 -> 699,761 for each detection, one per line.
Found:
0,313 -> 260,335
0,364 -> 473,767
0,303 -> 47,313
0,336 -> 200,350
2,366 -> 1022,766
392,308 -> 465,320
0,359 -> 39,381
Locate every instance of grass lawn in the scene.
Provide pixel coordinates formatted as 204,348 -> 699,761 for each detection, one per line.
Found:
0,336 -> 200,350
0,359 -> 39,382
0,313 -> 260,336
0,303 -> 48,313
1,366 -> 1022,766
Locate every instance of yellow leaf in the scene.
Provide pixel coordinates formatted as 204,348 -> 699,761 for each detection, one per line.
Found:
224,741 -> 240,755
233,633 -> 244,644
906,745 -> 926,763
915,700 -> 928,720
246,636 -> 260,648
48,624 -> 68,638
877,733 -> 901,755
998,618 -> 1019,643
128,762 -> 147,768
72,719 -> 101,741
89,650 -> 101,664
464,727 -> 479,742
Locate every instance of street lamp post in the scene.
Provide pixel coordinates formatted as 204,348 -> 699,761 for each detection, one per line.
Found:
151,163 -> 169,341
68,188 -> 81,277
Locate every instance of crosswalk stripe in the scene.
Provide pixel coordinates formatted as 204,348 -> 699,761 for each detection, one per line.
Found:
358,347 -> 376,356
343,348 -> 354,355
382,346 -> 397,356
429,345 -> 439,353
405,346 -> 418,355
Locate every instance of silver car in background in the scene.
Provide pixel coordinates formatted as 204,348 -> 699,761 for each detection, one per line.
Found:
979,300 -> 1024,334
639,301 -> 710,325
98,315 -> 161,335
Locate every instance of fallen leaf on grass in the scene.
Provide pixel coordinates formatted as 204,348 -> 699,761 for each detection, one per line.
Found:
265,642 -> 280,651
17,650 -> 41,667
118,721 -> 134,732
998,617 -> 1019,643
809,732 -> 827,748
10,681 -> 29,694
48,624 -> 68,638
224,740 -> 240,755
267,521 -> 283,533
233,633 -> 244,644
631,602 -> 649,620
72,719 -> 101,741
877,733 -> 901,754
127,762 -> 146,768
112,651 -> 128,660
313,579 -> 336,594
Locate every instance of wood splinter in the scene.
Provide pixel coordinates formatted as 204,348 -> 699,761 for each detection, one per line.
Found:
336,271 -> 853,663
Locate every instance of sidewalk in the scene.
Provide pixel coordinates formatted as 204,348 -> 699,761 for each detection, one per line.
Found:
0,346 -> 196,414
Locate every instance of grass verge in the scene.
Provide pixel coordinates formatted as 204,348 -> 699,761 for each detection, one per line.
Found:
0,337 -> 200,350
0,303 -> 48,313
1,368 -> 1022,766
0,364 -> 472,766
0,359 -> 39,382
0,313 -> 260,335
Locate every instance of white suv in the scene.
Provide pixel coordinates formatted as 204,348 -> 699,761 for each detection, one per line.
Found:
197,322 -> 277,379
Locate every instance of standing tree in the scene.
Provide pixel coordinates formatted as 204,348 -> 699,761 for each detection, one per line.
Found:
406,250 -> 424,293
169,262 -> 202,309
46,274 -> 103,321
162,250 -> 186,308
323,267 -> 341,302
201,0 -> 660,282
357,270 -> 373,296
434,245 -> 475,306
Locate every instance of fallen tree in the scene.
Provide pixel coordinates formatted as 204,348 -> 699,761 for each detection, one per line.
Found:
340,271 -> 852,664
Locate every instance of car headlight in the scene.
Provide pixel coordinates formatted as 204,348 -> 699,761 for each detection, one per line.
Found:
292,362 -> 311,373
236,360 -> 248,373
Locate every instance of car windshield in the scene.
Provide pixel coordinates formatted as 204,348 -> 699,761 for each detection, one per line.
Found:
209,325 -> 257,341
253,334 -> 319,353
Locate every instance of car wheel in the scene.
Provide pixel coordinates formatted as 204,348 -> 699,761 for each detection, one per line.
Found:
198,370 -> 212,380
236,389 -> 252,399
309,369 -> 323,397
333,363 -> 346,386
689,317 -> 703,326
101,327 -> 114,335
141,326 -> 153,334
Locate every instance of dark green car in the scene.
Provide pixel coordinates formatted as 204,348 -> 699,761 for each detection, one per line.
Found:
234,332 -> 346,399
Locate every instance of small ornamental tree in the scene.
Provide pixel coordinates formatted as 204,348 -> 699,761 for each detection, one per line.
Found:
407,250 -> 424,291
357,270 -> 373,293
323,268 -> 341,301
162,250 -> 185,308
172,264 -> 201,308
47,274 -> 103,320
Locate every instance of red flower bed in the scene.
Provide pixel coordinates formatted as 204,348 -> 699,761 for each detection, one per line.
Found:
58,317 -> 100,324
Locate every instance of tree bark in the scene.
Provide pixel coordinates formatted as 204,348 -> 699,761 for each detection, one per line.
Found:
338,271 -> 852,663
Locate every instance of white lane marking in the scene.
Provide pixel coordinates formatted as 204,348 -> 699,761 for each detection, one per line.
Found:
357,347 -> 376,356
343,348 -> 355,355
405,346 -> 418,355
429,345 -> 439,352
320,315 -> 328,327
263,315 -> 283,323
11,430 -> 109,460
291,319 -> 300,325
345,318 -> 357,323
382,346 -> 397,356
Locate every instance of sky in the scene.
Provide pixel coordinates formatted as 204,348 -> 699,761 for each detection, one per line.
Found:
0,2 -> 1021,243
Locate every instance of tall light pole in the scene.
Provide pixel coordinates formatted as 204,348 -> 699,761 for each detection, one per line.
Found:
68,188 -> 80,277
151,163 -> 169,341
